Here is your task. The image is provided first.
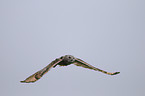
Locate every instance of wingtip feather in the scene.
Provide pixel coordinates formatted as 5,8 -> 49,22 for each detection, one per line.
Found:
112,72 -> 120,75
20,80 -> 26,83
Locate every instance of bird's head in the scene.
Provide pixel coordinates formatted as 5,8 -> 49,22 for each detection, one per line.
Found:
63,55 -> 76,63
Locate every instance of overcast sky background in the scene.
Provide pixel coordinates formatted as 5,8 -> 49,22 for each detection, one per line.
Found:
0,0 -> 145,96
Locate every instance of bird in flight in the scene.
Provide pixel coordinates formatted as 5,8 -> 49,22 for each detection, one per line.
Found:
21,55 -> 120,83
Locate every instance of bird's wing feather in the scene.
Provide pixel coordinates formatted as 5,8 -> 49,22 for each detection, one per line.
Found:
20,58 -> 63,83
74,58 -> 120,75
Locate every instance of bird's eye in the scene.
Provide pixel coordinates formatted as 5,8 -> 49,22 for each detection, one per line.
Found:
60,56 -> 63,59
68,56 -> 71,59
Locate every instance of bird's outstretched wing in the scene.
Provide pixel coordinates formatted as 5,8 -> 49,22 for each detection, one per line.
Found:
20,58 -> 63,83
74,58 -> 120,75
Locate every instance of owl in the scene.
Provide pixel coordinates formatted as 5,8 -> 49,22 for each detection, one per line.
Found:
21,55 -> 120,83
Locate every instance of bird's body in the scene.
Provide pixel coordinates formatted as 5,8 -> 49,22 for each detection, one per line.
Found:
21,55 -> 120,83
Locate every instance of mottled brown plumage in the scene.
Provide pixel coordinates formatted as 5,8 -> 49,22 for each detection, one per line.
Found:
21,55 -> 120,83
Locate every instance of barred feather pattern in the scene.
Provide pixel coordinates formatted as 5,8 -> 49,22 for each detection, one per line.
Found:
20,58 -> 62,83
74,58 -> 120,75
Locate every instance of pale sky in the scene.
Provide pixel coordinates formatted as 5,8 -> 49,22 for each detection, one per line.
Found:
0,0 -> 145,96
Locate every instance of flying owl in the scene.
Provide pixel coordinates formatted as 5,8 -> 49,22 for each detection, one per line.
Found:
21,55 -> 120,83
